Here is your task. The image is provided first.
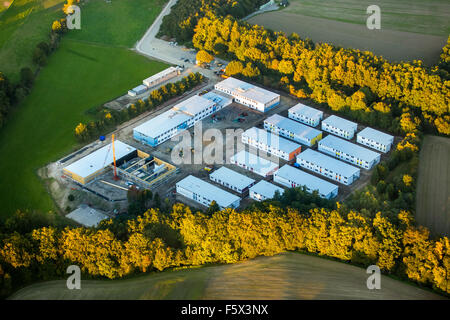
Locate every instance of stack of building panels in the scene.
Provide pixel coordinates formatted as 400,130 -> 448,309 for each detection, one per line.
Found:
209,166 -> 256,194
133,95 -> 221,147
296,148 -> 360,185
249,180 -> 285,202
274,165 -> 339,199
321,115 -> 358,140
357,127 -> 394,153
230,150 -> 279,177
318,135 -> 381,169
176,175 -> 241,209
288,103 -> 323,127
264,114 -> 323,147
214,77 -> 280,112
242,127 -> 302,161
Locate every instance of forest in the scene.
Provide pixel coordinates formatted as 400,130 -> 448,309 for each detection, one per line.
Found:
158,0 -> 267,43
191,15 -> 449,136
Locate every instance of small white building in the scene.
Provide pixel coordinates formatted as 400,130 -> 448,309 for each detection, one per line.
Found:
128,84 -> 148,97
249,180 -> 284,202
214,77 -> 280,112
230,150 -> 279,177
321,115 -> 358,140
274,165 -> 339,199
176,175 -> 241,209
288,103 -> 323,127
318,135 -> 381,169
296,148 -> 360,185
242,127 -> 302,161
357,127 -> 394,153
143,66 -> 181,88
209,166 -> 256,194
264,114 -> 323,147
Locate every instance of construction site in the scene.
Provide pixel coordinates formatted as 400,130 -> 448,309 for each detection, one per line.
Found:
42,74 -> 401,226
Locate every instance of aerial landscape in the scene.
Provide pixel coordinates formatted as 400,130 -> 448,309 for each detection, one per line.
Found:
0,0 -> 449,306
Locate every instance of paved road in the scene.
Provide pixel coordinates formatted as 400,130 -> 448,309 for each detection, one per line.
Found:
134,0 -> 223,80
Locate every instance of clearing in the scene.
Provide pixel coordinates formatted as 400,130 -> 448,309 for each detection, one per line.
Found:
9,252 -> 445,300
247,0 -> 449,65
416,135 -> 450,237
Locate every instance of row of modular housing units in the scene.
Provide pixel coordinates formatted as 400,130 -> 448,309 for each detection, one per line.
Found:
131,76 -> 394,209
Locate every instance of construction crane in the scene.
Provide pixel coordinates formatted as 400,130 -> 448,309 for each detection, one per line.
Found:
101,134 -> 119,180
112,134 -> 118,180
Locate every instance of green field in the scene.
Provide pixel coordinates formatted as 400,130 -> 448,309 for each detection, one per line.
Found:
416,135 -> 450,237
65,0 -> 165,47
284,0 -> 450,36
249,0 -> 449,64
9,253 -> 445,300
0,0 -> 66,80
0,0 -> 169,217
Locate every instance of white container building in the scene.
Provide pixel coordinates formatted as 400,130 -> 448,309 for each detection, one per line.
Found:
357,127 -> 394,153
296,148 -> 360,185
143,66 -> 181,88
128,84 -> 148,97
249,180 -> 285,202
288,103 -> 323,127
264,114 -> 323,147
214,77 -> 280,112
133,94 -> 231,147
242,127 -> 302,161
321,115 -> 358,140
318,135 -> 381,169
274,165 -> 339,199
176,175 -> 241,209
209,166 -> 256,194
230,150 -> 279,177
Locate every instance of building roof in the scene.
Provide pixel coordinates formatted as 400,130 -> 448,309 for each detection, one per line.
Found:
358,127 -> 394,145
275,165 -> 338,196
66,205 -> 109,227
230,150 -> 279,176
322,115 -> 357,132
297,148 -> 360,177
143,66 -> 179,86
133,95 -> 214,139
177,175 -> 240,208
319,135 -> 380,162
134,108 -> 191,139
250,180 -> 284,199
172,95 -> 215,116
265,114 -> 322,141
243,127 -> 302,154
202,91 -> 233,109
215,77 -> 279,105
64,141 -> 136,179
289,103 -> 323,119
210,166 -> 256,190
